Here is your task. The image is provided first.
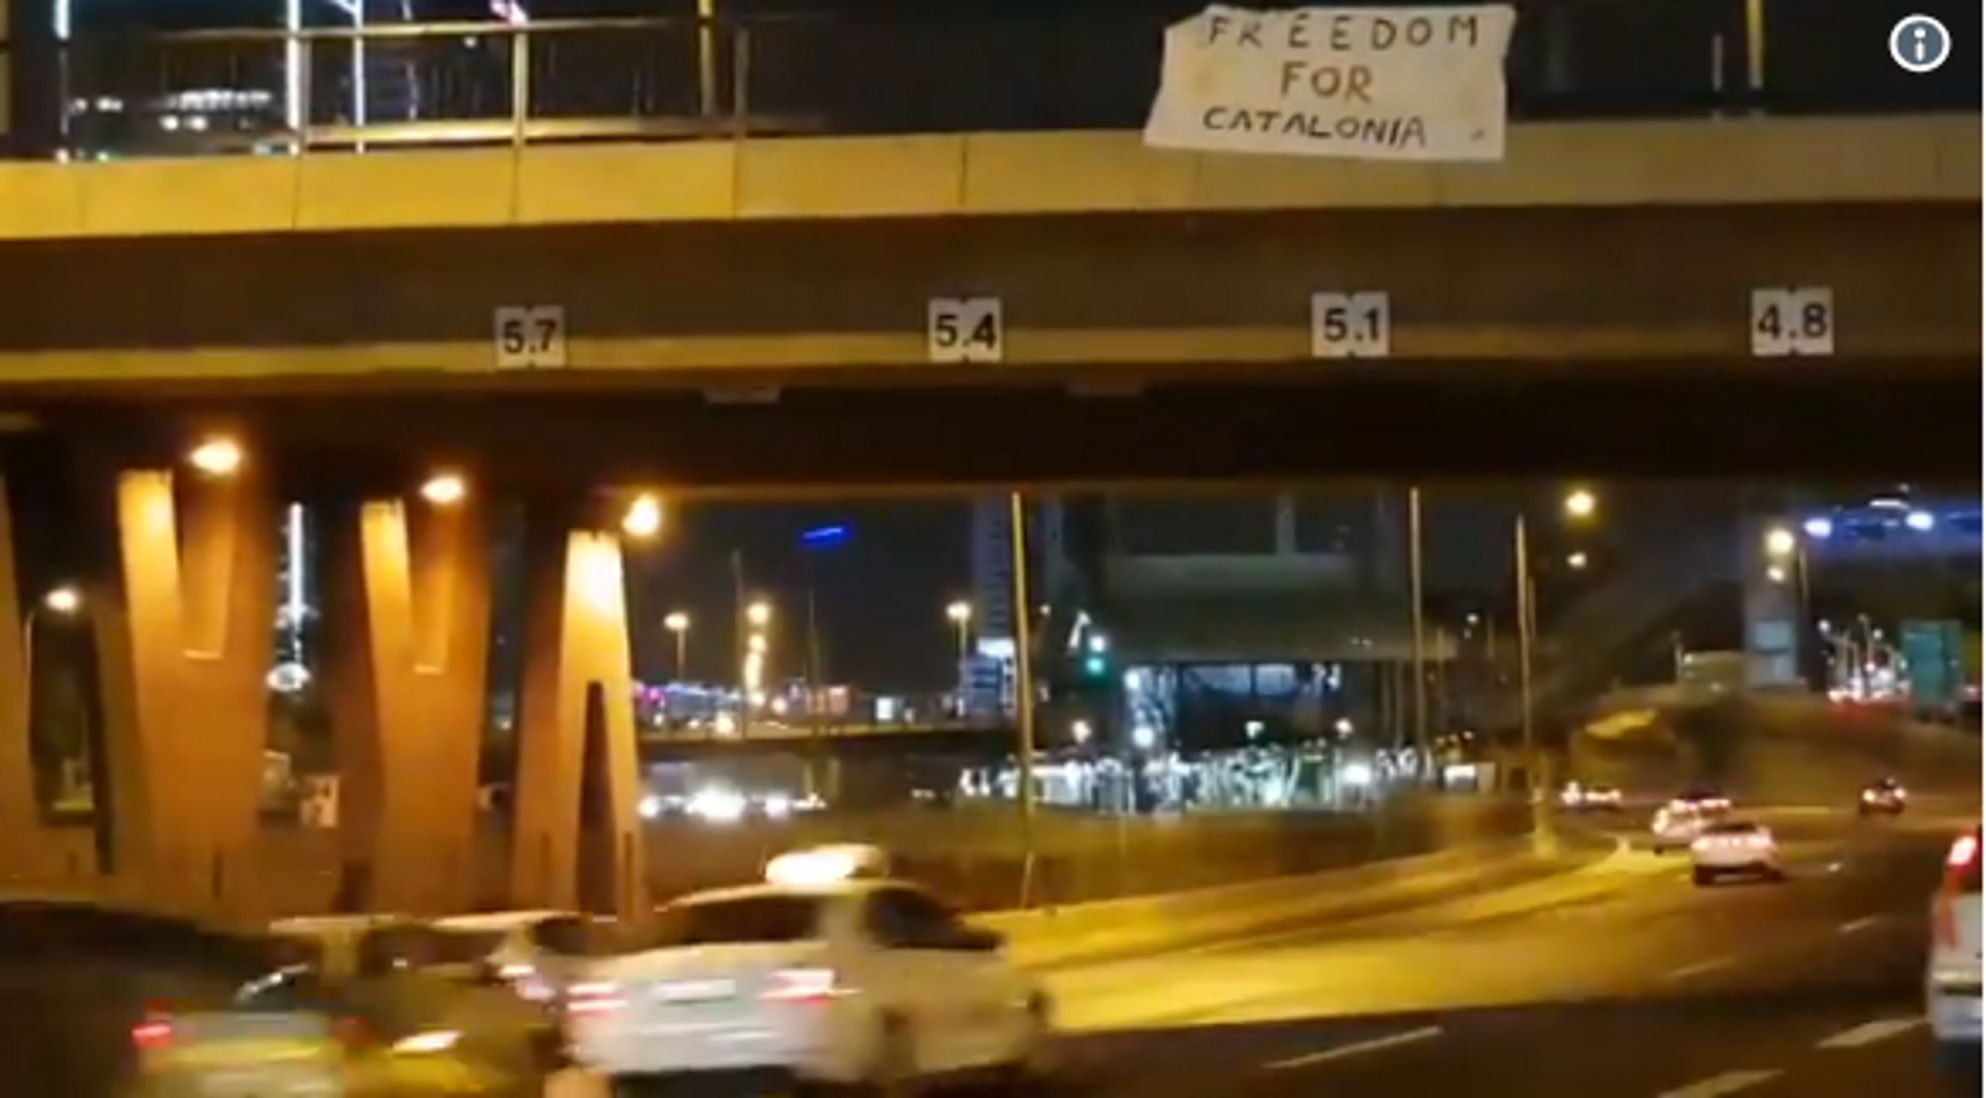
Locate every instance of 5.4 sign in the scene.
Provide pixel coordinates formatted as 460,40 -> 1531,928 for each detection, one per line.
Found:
926,297 -> 1005,364
493,305 -> 569,369
1749,288 -> 1833,357
1310,292 -> 1391,358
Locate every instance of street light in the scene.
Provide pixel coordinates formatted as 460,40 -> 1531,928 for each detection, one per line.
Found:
745,601 -> 772,629
664,612 -> 690,680
621,494 -> 663,539
946,601 -> 974,716
420,473 -> 466,506
1563,488 -> 1597,520
1565,550 -> 1589,570
23,585 -> 83,741
1763,527 -> 1797,557
187,437 -> 243,477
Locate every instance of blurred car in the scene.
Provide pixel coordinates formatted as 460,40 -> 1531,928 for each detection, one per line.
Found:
1689,819 -> 1784,885
1650,800 -> 1715,853
1673,787 -> 1733,814
0,897 -> 346,1097
566,844 -> 1054,1092
431,909 -> 619,1007
1929,825 -> 1982,1091
1859,778 -> 1909,817
271,913 -> 567,1093
1559,782 -> 1623,812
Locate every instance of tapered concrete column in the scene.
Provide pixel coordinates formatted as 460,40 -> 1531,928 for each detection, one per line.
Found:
88,466 -> 276,917
510,504 -> 644,917
321,496 -> 492,914
0,470 -> 36,881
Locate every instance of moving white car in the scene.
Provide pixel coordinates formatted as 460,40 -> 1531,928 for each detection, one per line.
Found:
566,844 -> 1055,1093
1689,819 -> 1784,885
1650,800 -> 1715,853
1929,825 -> 1982,1089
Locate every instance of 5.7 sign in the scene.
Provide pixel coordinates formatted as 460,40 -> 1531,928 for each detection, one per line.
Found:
493,305 -> 569,370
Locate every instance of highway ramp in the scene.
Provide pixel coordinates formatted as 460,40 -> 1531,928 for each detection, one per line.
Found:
1057,812 -> 1964,1097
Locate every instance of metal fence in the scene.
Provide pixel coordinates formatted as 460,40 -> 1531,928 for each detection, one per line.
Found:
3,0 -> 1977,159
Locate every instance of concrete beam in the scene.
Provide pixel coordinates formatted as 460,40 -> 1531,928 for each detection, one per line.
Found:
510,502 -> 645,917
0,204 -> 1970,386
319,495 -> 492,914
86,464 -> 276,917
0,118 -> 1972,240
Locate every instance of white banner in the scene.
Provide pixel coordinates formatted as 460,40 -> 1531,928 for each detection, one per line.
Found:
1143,4 -> 1517,161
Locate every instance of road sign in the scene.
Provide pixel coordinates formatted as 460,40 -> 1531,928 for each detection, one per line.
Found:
1749,287 -> 1834,357
493,304 -> 568,369
926,297 -> 1004,364
1889,14 -> 1951,74
1310,291 -> 1391,358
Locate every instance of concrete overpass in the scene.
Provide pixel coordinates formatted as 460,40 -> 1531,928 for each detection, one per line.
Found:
0,11 -> 1975,925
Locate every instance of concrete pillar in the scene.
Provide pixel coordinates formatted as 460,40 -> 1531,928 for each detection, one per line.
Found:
87,466 -> 276,917
320,496 -> 491,914
0,469 -> 37,881
510,503 -> 644,917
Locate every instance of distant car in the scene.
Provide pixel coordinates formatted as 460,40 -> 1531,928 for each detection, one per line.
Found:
1929,826 -> 1982,1091
1560,783 -> 1623,812
1690,819 -> 1784,885
1859,778 -> 1909,817
1651,801 -> 1714,853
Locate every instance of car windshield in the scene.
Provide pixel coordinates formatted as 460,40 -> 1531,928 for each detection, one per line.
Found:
646,896 -> 826,948
1705,821 -> 1763,836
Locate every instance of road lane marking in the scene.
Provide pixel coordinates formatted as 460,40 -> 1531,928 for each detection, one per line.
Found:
1262,1025 -> 1444,1071
1836,915 -> 1881,935
1656,1069 -> 1781,1098
1665,955 -> 1735,980
1816,1017 -> 1924,1048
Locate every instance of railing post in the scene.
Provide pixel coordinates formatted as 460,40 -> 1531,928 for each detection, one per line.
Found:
295,36 -> 313,152
509,24 -> 530,147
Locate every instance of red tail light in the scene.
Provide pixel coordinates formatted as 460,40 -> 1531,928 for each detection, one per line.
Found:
131,1011 -> 172,1051
1934,830 -> 1980,947
762,968 -> 843,1004
565,981 -> 624,1017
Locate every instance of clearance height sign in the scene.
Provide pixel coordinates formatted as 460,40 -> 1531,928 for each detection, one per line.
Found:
1144,4 -> 1517,161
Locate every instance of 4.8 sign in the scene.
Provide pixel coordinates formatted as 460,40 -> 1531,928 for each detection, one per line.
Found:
1750,288 -> 1833,357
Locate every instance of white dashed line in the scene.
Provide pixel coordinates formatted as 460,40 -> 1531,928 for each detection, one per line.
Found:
1262,1025 -> 1444,1071
1665,955 -> 1735,980
1656,1069 -> 1782,1098
1816,1017 -> 1924,1049
1835,915 -> 1881,936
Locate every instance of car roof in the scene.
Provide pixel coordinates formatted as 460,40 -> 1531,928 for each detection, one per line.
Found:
432,910 -> 580,931
668,878 -> 899,908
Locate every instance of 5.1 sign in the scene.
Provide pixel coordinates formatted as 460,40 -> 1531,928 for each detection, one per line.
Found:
1310,292 -> 1391,358
493,305 -> 569,370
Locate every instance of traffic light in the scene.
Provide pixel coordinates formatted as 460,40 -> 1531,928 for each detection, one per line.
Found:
1083,654 -> 1107,678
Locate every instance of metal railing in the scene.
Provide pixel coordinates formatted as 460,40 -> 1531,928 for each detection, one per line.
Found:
2,0 -> 1975,160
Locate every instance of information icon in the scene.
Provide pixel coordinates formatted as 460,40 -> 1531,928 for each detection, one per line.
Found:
1889,14 -> 1951,74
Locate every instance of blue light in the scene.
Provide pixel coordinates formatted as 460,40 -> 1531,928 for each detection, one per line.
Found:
800,525 -> 850,547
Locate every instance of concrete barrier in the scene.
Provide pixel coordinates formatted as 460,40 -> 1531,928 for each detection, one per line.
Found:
981,836 -> 1551,970
7,794 -> 1533,922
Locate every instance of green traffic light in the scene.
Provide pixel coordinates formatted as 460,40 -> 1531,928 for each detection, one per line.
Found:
1083,655 -> 1107,676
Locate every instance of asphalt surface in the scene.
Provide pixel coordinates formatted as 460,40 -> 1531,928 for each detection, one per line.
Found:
1047,808 -> 1976,1098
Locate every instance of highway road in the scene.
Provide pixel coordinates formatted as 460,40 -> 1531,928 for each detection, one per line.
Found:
1049,810 -> 1974,1098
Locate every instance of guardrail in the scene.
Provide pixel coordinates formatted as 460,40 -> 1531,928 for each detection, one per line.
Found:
0,0 -> 1973,160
